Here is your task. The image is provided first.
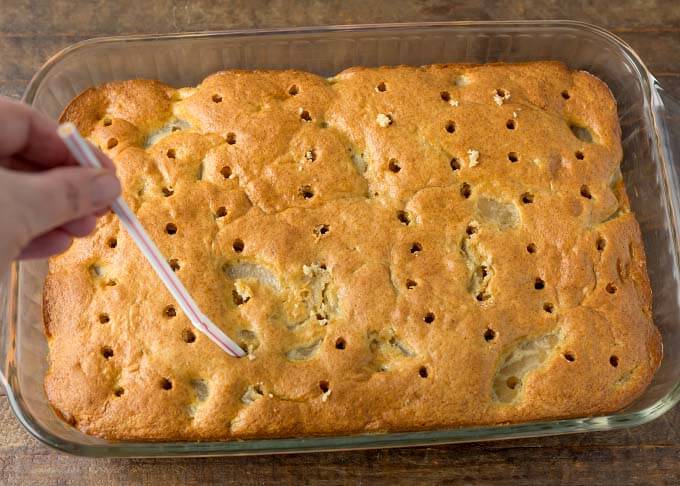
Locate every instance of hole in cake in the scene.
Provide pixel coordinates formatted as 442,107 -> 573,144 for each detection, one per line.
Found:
580,185 -> 592,199
508,152 -> 519,163
450,157 -> 460,171
216,206 -> 227,218
376,81 -> 387,92
169,259 -> 180,272
236,329 -> 260,356
496,88 -> 507,98
164,305 -> 177,318
388,158 -> 401,173
160,378 -> 173,390
300,110 -> 312,122
182,328 -> 196,343
476,291 -> 491,302
226,132 -> 236,145
166,148 -> 176,159
466,224 -> 478,236
300,185 -> 315,199
484,328 -> 496,341
493,331 -> 560,402
410,242 -> 422,254
335,337 -> 346,350
377,113 -> 393,127
99,313 -> 110,324
521,193 -> 534,204
106,138 -> 118,149
397,211 -> 411,225
102,117 -> 112,127
166,223 -> 177,235
107,237 -> 117,249
606,282 -> 618,294
610,355 -> 619,367
232,288 -> 250,306
564,352 -> 576,362
288,84 -> 299,96
319,380 -> 330,393
445,120 -> 456,133
220,166 -> 232,179
561,90 -> 570,100
575,150 -> 585,160
314,224 -> 330,236
305,150 -> 316,162
101,346 -> 114,360
440,91 -> 451,102
233,238 -> 244,253
569,123 -> 594,143
506,119 -> 516,130
162,187 -> 174,197
212,94 -> 223,103
172,126 -> 181,132
406,279 -> 417,290
419,366 -> 428,378
506,376 -> 520,390
424,312 -> 435,324
596,237 -> 606,252
527,243 -> 537,254
543,302 -> 555,314
534,278 -> 545,290
113,387 -> 124,397
106,279 -> 117,287
460,183 -> 472,199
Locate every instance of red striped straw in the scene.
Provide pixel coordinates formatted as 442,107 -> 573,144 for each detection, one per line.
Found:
58,122 -> 245,358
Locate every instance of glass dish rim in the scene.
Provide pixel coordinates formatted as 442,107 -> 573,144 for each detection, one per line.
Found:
5,19 -> 678,457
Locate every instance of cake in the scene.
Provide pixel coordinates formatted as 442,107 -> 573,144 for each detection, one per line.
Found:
43,61 -> 662,440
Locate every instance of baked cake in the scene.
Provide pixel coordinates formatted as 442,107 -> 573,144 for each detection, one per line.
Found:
44,61 -> 662,440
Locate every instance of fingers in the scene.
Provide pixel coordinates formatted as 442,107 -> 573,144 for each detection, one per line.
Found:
0,97 -> 116,171
0,97 -> 70,166
17,215 -> 98,260
9,166 -> 120,244
60,215 -> 97,237
1,156 -> 40,172
17,229 -> 72,260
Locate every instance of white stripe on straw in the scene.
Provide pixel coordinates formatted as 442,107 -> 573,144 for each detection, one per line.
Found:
58,122 -> 245,358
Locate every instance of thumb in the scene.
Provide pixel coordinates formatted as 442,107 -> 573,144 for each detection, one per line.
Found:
12,166 -> 121,241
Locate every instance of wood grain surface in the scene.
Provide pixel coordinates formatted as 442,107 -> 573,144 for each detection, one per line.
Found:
1,0 -> 679,484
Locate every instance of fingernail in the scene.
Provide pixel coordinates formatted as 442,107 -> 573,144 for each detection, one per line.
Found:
90,171 -> 121,207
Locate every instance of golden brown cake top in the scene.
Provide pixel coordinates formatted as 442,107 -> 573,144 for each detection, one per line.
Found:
45,61 -> 661,440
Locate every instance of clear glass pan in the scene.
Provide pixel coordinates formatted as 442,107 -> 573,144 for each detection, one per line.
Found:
1,20 -> 679,457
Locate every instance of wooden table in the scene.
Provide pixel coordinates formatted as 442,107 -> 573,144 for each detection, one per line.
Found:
1,1 -> 679,483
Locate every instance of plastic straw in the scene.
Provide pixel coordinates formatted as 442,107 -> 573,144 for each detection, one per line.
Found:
58,122 -> 245,358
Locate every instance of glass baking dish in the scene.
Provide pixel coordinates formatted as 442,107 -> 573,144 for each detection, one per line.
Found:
1,20 -> 679,457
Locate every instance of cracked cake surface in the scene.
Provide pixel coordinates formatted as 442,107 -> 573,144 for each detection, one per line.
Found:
44,61 -> 662,440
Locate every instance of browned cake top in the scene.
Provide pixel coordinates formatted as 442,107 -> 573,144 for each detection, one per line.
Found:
44,61 -> 661,440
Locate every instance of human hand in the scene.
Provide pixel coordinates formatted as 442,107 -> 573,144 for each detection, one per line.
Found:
0,97 -> 121,277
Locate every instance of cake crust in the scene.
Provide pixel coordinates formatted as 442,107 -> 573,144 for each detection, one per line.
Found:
44,61 -> 662,440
